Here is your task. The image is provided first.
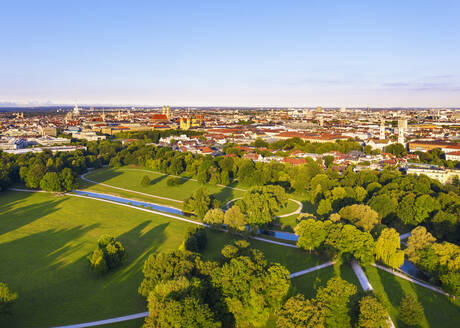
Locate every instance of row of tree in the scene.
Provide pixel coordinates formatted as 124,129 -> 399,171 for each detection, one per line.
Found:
405,227 -> 460,297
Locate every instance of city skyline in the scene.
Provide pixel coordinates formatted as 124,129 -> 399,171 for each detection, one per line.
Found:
1,0 -> 459,107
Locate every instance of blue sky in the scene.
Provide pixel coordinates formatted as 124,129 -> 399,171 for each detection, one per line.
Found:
1,0 -> 459,107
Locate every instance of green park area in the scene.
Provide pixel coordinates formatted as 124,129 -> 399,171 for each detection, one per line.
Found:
0,191 -> 314,328
80,167 -> 300,217
2,167 -> 459,328
364,266 -> 460,328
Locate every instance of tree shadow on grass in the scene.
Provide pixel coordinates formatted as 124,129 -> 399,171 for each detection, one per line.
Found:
149,174 -> 167,186
0,193 -> 66,237
0,224 -> 101,327
412,276 -> 460,328
301,199 -> 316,213
112,221 -> 169,284
213,186 -> 235,207
84,168 -> 123,185
370,266 -> 423,328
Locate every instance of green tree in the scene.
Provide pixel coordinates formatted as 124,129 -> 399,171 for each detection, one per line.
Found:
324,155 -> 334,168
375,228 -> 404,269
139,250 -> 199,298
397,193 -> 417,225
339,204 -> 380,232
237,185 -> 288,226
368,194 -> 397,219
223,205 -> 246,231
39,172 -> 63,192
315,277 -> 357,328
317,199 -> 333,217
406,226 -> 436,264
399,294 -> 424,326
277,294 -> 324,328
87,248 -> 108,275
144,276 -> 221,328
184,188 -> 213,219
60,167 -> 78,191
358,295 -> 389,328
203,208 -> 224,226
414,195 -> 440,225
141,175 -> 151,187
218,255 -> 290,327
295,219 -> 327,252
0,282 -> 18,314
23,162 -> 46,189
88,235 -> 125,274
385,143 -> 407,157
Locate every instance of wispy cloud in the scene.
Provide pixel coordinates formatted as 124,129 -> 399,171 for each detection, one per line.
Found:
381,81 -> 460,92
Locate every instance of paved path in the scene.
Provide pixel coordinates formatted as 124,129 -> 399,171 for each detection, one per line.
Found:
80,172 -> 184,204
290,261 -> 335,278
249,235 -> 298,248
372,263 -> 455,298
351,260 -> 373,292
399,232 -> 411,240
351,261 -> 396,328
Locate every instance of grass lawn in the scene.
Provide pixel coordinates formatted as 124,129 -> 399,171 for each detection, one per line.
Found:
273,199 -> 299,216
364,265 -> 460,328
78,178 -> 185,209
83,167 -> 245,206
0,191 -> 196,328
202,231 -> 324,273
277,214 -> 298,231
290,263 -> 361,299
82,167 -> 302,216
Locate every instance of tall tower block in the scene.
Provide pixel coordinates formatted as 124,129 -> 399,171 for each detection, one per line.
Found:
379,118 -> 385,140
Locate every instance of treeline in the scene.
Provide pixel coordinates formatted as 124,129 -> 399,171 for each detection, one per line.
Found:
115,129 -> 203,143
406,227 -> 460,297
251,137 -> 363,154
104,142 -> 460,244
291,164 -> 460,245
1,139 -> 459,243
0,140 -> 122,192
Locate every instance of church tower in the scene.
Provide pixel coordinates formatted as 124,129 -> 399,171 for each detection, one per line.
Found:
379,118 -> 385,140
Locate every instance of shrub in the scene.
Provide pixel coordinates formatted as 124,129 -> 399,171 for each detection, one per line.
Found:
166,177 -> 182,186
88,234 -> 125,274
182,227 -> 207,252
141,175 -> 151,187
0,282 -> 18,314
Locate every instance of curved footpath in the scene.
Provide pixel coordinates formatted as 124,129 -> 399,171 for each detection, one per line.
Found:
225,198 -> 303,218
7,187 -> 455,327
83,169 -> 303,217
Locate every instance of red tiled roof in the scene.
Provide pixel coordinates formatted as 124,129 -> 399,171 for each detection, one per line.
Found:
201,146 -> 213,153
151,114 -> 169,120
282,157 -> 307,165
